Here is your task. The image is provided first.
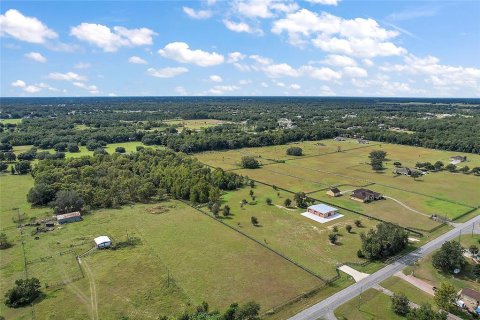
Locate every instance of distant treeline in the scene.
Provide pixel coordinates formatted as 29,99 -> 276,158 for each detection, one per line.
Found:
1,97 -> 479,154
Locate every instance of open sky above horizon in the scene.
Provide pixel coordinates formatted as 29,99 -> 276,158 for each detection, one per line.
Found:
1,0 -> 479,98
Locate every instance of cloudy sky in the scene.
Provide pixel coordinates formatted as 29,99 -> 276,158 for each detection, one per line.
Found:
1,0 -> 479,97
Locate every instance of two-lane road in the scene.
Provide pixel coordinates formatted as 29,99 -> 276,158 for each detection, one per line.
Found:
290,213 -> 480,320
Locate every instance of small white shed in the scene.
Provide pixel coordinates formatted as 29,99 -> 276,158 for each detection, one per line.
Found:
94,236 -> 112,249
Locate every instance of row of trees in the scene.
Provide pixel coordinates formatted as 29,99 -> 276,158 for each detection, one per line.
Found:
28,149 -> 245,210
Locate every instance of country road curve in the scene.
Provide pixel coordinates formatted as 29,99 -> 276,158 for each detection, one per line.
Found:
289,213 -> 480,320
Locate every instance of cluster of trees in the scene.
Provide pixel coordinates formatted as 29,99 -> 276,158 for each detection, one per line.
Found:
358,222 -> 409,260
391,293 -> 447,320
369,150 -> 387,171
28,149 -> 245,210
286,146 -> 303,156
157,301 -> 260,320
241,156 -> 260,169
4,278 -> 42,308
432,241 -> 466,273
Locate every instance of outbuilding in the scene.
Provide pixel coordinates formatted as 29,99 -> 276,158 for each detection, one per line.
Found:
307,204 -> 338,218
460,288 -> 480,312
56,211 -> 82,224
326,187 -> 342,197
94,236 -> 112,249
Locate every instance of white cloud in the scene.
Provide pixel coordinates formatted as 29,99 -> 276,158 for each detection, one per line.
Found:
183,7 -> 212,19
272,9 -> 406,57
175,86 -> 188,95
234,0 -> 298,19
70,23 -> 156,52
307,0 -> 340,5
342,66 -> 368,77
208,85 -> 240,95
263,63 -> 300,77
0,9 -> 58,44
321,54 -> 356,67
261,81 -> 269,88
289,83 -> 301,90
24,52 -> 47,63
228,51 -> 246,63
48,72 -> 87,82
239,79 -> 252,85
158,42 -> 224,67
74,62 -> 91,69
24,85 -> 42,93
11,80 -> 26,88
223,20 -> 253,33
108,92 -> 117,97
72,82 -> 99,94
317,85 -> 335,95
209,75 -> 223,82
129,56 -> 148,64
147,67 -> 189,78
363,59 -> 374,67
300,65 -> 342,81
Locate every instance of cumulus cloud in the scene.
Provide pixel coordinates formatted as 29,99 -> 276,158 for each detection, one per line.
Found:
209,85 -> 240,95
342,66 -> 368,77
223,20 -> 254,33
74,62 -> 91,69
72,82 -> 99,94
147,67 -> 189,78
289,83 -> 301,90
129,56 -> 148,64
47,72 -> 87,82
299,65 -> 342,81
158,42 -> 224,67
11,79 -> 47,94
0,9 -> 58,44
307,0 -> 340,5
234,0 -> 298,19
24,52 -> 47,63
272,9 -> 406,57
175,86 -> 188,95
321,54 -> 356,67
11,80 -> 26,88
183,7 -> 212,19
209,75 -> 223,82
70,23 -> 156,52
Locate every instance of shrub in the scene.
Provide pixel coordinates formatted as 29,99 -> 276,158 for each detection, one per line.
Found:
391,293 -> 410,316
241,156 -> 260,169
286,147 -> 303,156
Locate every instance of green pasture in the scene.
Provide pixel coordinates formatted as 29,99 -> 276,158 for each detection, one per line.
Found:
0,118 -> 22,125
0,174 -> 320,319
164,119 -> 230,130
210,184 -> 378,278
380,277 -> 434,307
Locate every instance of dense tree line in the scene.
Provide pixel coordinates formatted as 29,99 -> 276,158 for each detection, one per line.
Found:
28,149 -> 245,210
358,222 -> 409,260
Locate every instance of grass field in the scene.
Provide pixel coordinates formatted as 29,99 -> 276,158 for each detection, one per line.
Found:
204,184 -> 378,279
193,139 -> 479,232
0,174 -> 324,319
164,119 -> 231,130
0,118 -> 22,125
335,276 -> 435,320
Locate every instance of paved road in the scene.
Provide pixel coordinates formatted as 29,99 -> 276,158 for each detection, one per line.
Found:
289,214 -> 480,320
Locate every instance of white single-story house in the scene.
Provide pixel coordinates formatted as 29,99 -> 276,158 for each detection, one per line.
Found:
94,236 -> 112,249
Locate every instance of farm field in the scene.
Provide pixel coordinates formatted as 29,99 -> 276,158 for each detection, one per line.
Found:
206,183 -> 379,279
0,118 -> 22,125
193,139 -> 479,232
163,119 -> 231,130
0,174 -> 321,319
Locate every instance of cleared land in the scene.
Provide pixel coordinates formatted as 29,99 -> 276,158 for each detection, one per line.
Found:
164,119 -> 231,130
194,139 -> 479,232
0,118 -> 22,125
0,175 -> 320,319
205,184 -> 378,279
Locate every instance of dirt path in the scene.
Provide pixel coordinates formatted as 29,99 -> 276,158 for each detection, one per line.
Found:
383,196 -> 430,217
275,204 -> 297,211
80,257 -> 99,320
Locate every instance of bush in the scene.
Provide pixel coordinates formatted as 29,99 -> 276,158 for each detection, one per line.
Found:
346,225 -> 352,233
266,198 -> 272,205
14,161 -> 31,174
251,216 -> 258,225
4,278 -> 42,308
115,146 -> 126,153
328,233 -> 338,244
391,293 -> 410,316
286,147 -> 303,156
241,156 -> 260,169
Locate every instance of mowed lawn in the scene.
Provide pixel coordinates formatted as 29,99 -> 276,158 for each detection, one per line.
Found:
0,174 -> 320,319
335,276 -> 435,320
210,184 -> 378,279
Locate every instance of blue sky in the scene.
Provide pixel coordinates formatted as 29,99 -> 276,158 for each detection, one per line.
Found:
1,0 -> 479,97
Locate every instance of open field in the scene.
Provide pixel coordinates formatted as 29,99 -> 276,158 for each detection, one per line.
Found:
193,139 -> 479,233
0,174 -> 321,319
164,119 -> 231,130
205,184 -> 379,279
0,118 -> 22,125
380,277 -> 434,306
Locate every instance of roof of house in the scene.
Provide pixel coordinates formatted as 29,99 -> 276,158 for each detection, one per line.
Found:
329,187 -> 341,193
461,288 -> 480,301
352,188 -> 381,199
450,155 -> 466,160
94,236 -> 111,245
395,167 -> 411,174
56,211 -> 81,220
308,203 -> 338,214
